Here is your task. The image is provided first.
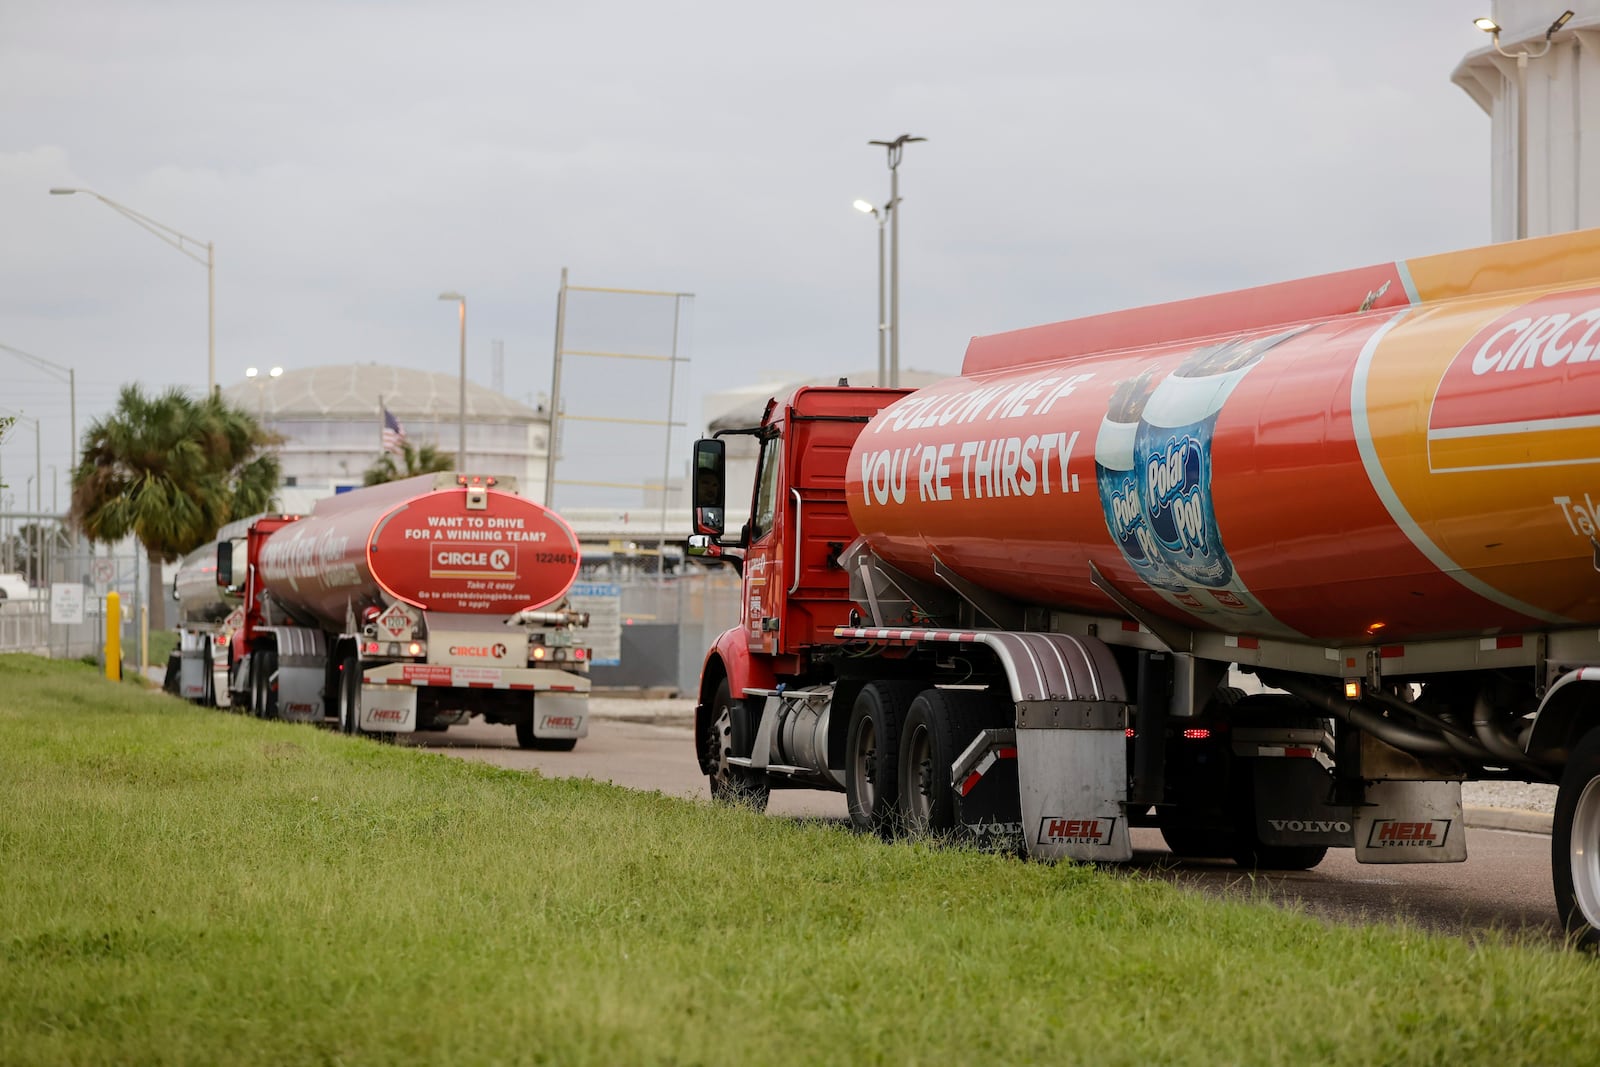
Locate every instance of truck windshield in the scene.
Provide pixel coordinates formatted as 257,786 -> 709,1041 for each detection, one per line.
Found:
750,436 -> 781,541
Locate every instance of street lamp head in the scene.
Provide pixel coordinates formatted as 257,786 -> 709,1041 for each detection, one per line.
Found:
1474,16 -> 1500,33
853,199 -> 878,217
1549,10 -> 1574,37
269,366 -> 284,378
438,291 -> 465,302
245,366 -> 259,379
48,187 -> 82,196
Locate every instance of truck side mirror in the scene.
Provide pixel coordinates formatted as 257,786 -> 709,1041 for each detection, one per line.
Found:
216,542 -> 233,588
691,437 -> 726,538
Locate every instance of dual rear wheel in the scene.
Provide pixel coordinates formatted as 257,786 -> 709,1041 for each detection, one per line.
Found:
844,684 -> 993,838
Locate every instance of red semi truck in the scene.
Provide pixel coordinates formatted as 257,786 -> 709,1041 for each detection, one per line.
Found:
688,225 -> 1600,944
200,473 -> 592,748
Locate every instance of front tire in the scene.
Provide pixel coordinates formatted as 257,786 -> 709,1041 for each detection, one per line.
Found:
703,680 -> 770,810
1554,726 -> 1600,949
845,682 -> 917,836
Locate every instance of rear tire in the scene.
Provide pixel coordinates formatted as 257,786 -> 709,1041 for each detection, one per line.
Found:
162,652 -> 181,696
1554,726 -> 1600,949
338,656 -> 362,735
845,682 -> 918,836
255,649 -> 279,720
703,680 -> 770,810
897,689 -> 985,836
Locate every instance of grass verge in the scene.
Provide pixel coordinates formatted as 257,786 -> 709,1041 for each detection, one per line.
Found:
2,652 -> 1597,1065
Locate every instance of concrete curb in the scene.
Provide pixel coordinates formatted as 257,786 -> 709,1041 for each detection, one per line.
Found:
1464,805 -> 1553,836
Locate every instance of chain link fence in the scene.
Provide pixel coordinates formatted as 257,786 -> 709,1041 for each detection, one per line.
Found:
0,511 -> 149,665
586,565 -> 741,695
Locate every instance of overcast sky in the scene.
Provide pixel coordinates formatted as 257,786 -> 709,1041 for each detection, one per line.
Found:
2,1 -> 1496,511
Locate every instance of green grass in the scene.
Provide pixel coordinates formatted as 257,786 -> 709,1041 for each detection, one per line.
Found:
1,652 -> 1597,1065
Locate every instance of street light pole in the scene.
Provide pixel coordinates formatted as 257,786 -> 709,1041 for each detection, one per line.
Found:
50,187 -> 216,395
439,292 -> 468,470
0,344 -> 75,492
1475,10 -> 1574,239
853,199 -> 889,385
868,134 -> 925,388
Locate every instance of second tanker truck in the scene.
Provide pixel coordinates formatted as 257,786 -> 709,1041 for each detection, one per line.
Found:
687,224 -> 1600,945
198,472 -> 593,748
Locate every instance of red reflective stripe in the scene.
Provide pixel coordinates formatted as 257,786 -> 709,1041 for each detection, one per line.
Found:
997,747 -> 1017,759
1236,635 -> 1260,650
1285,747 -> 1314,759
1496,635 -> 1524,650
959,772 -> 982,797
1121,620 -> 1141,631
1381,645 -> 1406,659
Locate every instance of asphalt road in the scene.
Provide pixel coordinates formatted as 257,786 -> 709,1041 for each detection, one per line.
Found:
405,716 -> 1567,946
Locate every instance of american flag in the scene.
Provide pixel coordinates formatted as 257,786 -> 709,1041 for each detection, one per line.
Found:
381,407 -> 406,455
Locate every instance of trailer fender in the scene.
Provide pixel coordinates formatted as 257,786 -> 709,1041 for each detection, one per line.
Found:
1526,667 -> 1600,763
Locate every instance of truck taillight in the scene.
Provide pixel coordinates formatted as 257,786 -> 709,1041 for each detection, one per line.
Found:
1182,728 -> 1212,741
532,646 -> 546,660
407,641 -> 423,656
364,640 -> 380,655
574,648 -> 587,661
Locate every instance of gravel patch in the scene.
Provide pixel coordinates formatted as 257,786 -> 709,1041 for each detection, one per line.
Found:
1461,779 -> 1557,815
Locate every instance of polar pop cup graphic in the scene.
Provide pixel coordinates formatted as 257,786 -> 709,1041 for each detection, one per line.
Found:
1132,328 -> 1305,616
1094,365 -> 1187,594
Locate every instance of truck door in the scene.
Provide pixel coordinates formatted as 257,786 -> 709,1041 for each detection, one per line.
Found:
743,433 -> 785,656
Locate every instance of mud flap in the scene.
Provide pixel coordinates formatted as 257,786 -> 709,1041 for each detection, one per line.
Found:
953,728 -> 1022,845
179,645 -> 208,700
276,665 -> 325,723
1354,780 -> 1467,863
1252,759 -> 1355,848
1017,726 -> 1131,862
361,684 -> 417,732
533,693 -> 589,740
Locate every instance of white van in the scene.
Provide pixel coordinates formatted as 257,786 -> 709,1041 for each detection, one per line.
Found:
0,573 -> 38,600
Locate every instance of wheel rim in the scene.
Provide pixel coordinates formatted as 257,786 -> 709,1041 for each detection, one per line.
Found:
1571,776 -> 1600,929
851,716 -> 878,813
705,705 -> 734,790
903,721 -> 933,830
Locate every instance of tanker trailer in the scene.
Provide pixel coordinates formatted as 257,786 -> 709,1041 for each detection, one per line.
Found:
221,473 -> 592,749
166,516 -> 258,706
687,224 -> 1600,946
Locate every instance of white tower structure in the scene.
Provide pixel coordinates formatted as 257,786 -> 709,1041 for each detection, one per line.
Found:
1453,3 -> 1600,241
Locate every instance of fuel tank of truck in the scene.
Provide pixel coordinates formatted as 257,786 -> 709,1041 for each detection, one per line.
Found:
257,473 -> 581,632
847,227 -> 1600,645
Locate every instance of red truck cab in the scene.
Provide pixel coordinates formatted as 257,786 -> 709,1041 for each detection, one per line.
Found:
688,384 -> 910,780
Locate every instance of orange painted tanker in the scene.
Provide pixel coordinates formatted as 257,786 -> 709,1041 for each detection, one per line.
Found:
686,225 -> 1600,948
847,233 -> 1600,645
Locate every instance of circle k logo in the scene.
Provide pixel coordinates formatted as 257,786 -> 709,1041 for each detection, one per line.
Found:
490,549 -> 511,570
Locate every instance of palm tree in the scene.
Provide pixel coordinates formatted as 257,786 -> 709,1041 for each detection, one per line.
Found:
362,440 -> 454,486
71,385 -> 281,630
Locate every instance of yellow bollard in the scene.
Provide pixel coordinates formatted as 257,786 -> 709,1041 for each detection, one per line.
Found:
105,590 -> 122,681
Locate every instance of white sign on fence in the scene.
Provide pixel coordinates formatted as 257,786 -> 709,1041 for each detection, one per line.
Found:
568,581 -> 622,665
50,582 -> 85,625
92,559 -> 115,585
